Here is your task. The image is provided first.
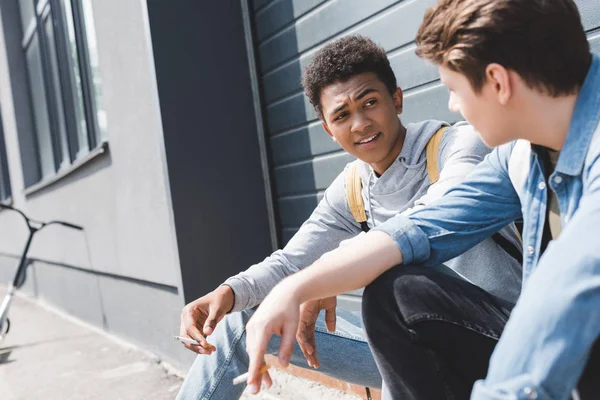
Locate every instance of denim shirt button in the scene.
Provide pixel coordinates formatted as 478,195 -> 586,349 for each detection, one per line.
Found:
553,175 -> 563,184
524,386 -> 538,399
538,181 -> 546,190
527,246 -> 535,255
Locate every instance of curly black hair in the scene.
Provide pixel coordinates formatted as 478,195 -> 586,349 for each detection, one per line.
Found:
301,35 -> 397,120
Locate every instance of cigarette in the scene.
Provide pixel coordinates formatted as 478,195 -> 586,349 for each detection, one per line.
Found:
173,335 -> 200,345
173,335 -> 215,349
232,364 -> 270,385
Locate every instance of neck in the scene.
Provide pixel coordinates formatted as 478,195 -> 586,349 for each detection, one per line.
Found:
519,91 -> 579,151
370,124 -> 407,176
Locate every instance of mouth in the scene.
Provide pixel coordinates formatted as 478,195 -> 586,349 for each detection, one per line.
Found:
355,132 -> 381,146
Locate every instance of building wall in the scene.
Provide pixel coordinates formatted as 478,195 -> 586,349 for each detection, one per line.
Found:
145,0 -> 275,306
0,0 -> 193,367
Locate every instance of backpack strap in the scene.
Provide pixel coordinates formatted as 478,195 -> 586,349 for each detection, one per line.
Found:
345,160 -> 370,232
425,126 -> 449,184
345,125 -> 522,263
426,125 -> 523,261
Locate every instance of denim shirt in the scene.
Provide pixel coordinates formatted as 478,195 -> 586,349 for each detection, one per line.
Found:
374,54 -> 600,399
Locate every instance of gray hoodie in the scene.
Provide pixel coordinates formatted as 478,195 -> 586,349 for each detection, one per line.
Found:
225,120 -> 522,311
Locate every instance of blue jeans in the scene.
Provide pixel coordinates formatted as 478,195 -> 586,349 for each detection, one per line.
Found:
176,307 -> 381,400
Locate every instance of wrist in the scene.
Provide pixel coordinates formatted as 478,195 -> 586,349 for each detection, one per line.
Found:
278,275 -> 308,305
217,284 -> 235,313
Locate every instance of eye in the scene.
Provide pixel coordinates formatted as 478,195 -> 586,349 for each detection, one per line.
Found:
364,99 -> 377,107
334,111 -> 348,121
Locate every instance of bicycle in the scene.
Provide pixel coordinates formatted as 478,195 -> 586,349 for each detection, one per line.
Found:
0,203 -> 83,343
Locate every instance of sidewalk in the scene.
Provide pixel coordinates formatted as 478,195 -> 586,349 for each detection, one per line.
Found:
0,288 -> 360,400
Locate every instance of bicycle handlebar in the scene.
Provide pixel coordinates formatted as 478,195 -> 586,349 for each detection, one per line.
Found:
48,221 -> 84,230
0,203 -> 84,231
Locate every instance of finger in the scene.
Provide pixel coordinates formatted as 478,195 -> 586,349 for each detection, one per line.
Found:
203,307 -> 221,336
246,327 -> 270,394
305,325 -> 319,368
296,332 -> 317,368
296,320 -> 315,354
179,319 -> 187,337
325,306 -> 337,333
179,320 -> 214,354
278,321 -> 296,367
300,323 -> 318,367
296,332 -> 314,357
261,370 -> 273,390
185,323 -> 213,350
184,343 -> 213,355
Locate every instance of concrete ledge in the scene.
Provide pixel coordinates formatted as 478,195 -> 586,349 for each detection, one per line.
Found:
265,355 -> 382,400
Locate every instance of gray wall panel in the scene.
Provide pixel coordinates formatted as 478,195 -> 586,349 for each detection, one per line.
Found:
253,0 -> 275,11
278,192 -> 324,228
590,32 -> 600,54
273,151 -> 352,196
261,0 -> 434,103
258,0 -> 398,73
0,257 -> 193,370
255,0 -> 328,42
0,255 -> 15,283
402,84 -> 462,125
389,46 -> 438,90
29,261 -> 106,327
577,0 -> 600,31
266,92 -> 316,134
270,122 -> 337,166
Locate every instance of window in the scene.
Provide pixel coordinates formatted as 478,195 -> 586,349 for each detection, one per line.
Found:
19,0 -> 105,185
0,109 -> 12,202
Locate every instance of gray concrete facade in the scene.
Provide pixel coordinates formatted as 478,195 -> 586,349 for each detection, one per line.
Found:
0,0 -> 193,368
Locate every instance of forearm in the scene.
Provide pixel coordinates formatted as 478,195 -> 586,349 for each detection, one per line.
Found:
282,231 -> 403,304
226,194 -> 356,311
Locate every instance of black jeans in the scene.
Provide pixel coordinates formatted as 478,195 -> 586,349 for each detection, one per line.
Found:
362,265 -> 599,400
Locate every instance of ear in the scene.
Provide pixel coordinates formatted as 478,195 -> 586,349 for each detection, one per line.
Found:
322,122 -> 337,142
393,87 -> 403,114
485,63 -> 512,106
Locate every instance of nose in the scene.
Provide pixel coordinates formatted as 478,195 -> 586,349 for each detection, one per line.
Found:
350,111 -> 372,133
448,92 -> 461,113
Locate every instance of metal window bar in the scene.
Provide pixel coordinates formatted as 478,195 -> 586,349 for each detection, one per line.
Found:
21,5 -> 54,178
69,0 -> 98,150
34,0 -> 64,172
49,0 -> 81,161
0,108 -> 11,201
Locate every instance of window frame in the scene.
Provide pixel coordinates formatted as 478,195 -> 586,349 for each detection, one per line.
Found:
0,107 -> 12,203
18,0 -> 105,192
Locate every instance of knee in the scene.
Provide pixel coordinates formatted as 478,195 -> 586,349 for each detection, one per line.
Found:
221,308 -> 253,330
362,266 -> 437,326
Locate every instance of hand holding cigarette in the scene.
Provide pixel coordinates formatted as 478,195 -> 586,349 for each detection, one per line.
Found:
178,286 -> 234,355
232,364 -> 271,385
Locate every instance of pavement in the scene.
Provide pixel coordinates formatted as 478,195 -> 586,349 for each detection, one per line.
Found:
0,288 -> 360,400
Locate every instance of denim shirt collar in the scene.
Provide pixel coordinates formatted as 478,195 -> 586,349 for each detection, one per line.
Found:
557,54 -> 600,176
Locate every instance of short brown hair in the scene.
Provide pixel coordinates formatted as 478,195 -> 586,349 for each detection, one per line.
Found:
415,0 -> 591,96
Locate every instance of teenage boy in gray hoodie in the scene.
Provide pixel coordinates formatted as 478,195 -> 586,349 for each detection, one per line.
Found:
176,35 -> 522,400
